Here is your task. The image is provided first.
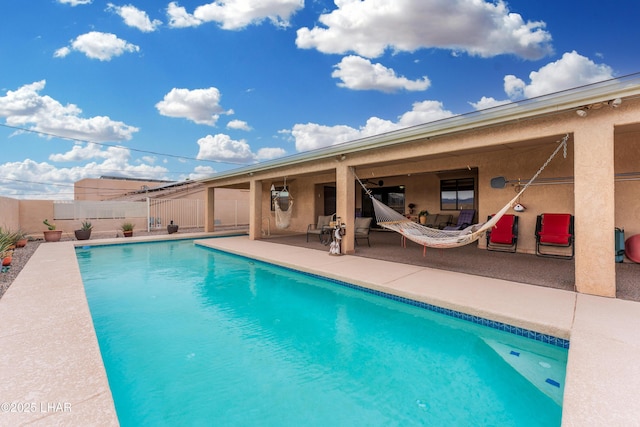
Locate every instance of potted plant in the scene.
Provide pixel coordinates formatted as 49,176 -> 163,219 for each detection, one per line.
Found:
167,220 -> 179,234
43,219 -> 62,242
408,203 -> 416,215
75,220 -> 93,241
14,229 -> 28,248
1,249 -> 12,267
121,222 -> 134,237
418,210 -> 429,225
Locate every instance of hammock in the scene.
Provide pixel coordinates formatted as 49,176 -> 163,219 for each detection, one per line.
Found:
274,182 -> 293,229
355,134 -> 569,249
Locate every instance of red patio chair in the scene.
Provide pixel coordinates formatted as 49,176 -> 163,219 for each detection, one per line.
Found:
535,213 -> 574,259
486,214 -> 519,253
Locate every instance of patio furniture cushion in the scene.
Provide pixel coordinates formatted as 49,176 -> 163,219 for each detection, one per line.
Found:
535,213 -> 574,259
486,214 -> 518,253
443,209 -> 476,230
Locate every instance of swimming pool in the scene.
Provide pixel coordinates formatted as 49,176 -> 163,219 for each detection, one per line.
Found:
77,239 -> 567,426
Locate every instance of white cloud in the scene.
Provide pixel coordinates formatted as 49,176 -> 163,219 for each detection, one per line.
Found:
167,2 -> 203,27
504,51 -> 615,99
167,0 -> 303,30
196,134 -> 255,163
468,96 -> 511,111
196,133 -> 286,163
48,142 -> 110,162
296,0 -> 552,59
57,0 -> 92,5
53,46 -> 71,58
107,3 -> 162,32
227,119 -> 252,131
397,100 -> 454,126
256,147 -> 286,160
291,99 -> 453,152
332,56 -> 430,93
291,123 -> 361,152
503,75 -> 526,99
0,154 -> 169,200
156,87 -> 231,126
56,31 -> 140,61
0,80 -> 139,142
188,165 -> 217,180
141,155 -> 157,164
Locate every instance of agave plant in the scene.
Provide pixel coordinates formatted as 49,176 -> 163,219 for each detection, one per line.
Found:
0,232 -> 13,259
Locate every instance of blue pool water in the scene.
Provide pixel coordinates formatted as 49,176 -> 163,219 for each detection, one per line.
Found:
77,239 -> 567,426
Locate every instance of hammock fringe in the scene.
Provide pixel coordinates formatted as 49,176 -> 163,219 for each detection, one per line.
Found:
275,200 -> 293,229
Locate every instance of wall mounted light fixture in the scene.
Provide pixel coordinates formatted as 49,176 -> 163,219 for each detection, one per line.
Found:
576,98 -> 623,117
610,97 -> 622,108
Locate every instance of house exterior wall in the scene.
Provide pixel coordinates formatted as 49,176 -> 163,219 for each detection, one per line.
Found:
213,114 -> 638,298
74,178 -> 171,201
201,86 -> 640,297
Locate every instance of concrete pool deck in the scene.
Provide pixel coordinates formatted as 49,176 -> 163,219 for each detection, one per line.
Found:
1,234 -> 639,425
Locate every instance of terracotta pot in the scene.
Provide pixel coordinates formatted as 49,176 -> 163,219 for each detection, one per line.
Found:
16,238 -> 28,248
43,230 -> 62,242
2,256 -> 11,266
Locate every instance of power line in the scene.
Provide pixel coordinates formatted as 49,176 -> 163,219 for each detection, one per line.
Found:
0,177 -> 76,188
0,122 -> 253,166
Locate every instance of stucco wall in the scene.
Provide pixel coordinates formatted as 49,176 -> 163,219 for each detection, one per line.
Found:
16,200 -> 148,238
615,131 -> 640,238
19,200 -> 54,236
0,196 -> 20,231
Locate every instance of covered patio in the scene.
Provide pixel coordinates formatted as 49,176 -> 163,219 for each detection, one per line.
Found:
202,75 -> 640,300
263,229 -> 640,302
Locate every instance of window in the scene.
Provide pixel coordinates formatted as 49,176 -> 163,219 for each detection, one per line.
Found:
440,178 -> 475,210
361,186 -> 405,219
271,187 -> 290,211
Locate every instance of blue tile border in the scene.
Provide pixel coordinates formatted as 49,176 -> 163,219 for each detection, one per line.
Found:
201,243 -> 570,350
315,273 -> 570,350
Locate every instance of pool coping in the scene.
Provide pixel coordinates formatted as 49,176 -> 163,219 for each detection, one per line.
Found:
1,234 -> 639,425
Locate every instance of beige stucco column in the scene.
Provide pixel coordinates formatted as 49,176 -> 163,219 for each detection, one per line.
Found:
336,164 -> 356,254
249,179 -> 263,240
573,123 -> 616,297
205,187 -> 215,232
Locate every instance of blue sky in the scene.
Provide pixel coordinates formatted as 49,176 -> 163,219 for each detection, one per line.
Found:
1,0 -> 639,199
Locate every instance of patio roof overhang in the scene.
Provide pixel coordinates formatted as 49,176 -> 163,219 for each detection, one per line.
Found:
200,73 -> 640,185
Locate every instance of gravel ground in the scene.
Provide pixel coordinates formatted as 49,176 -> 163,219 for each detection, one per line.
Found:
0,240 -> 41,299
